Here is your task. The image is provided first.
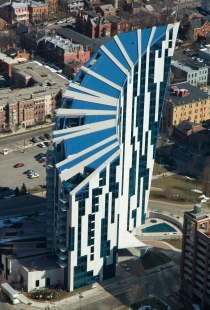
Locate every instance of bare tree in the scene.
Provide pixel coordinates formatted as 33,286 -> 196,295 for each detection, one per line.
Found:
126,284 -> 144,306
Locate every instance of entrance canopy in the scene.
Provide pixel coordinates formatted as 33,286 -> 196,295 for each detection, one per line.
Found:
118,229 -> 149,249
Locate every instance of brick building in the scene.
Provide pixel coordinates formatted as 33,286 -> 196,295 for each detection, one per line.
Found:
163,83 -> 210,133
0,18 -> 7,30
28,1 -> 48,23
77,11 -> 111,39
0,63 -> 69,130
184,18 -> 210,42
0,2 -> 29,24
95,4 -> 116,18
0,52 -> 27,77
44,36 -> 90,65
4,44 -> 30,60
106,14 -> 129,35
173,120 -> 203,145
180,204 -> 210,309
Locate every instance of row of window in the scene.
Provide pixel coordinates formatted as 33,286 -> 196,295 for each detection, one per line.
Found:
188,71 -> 207,78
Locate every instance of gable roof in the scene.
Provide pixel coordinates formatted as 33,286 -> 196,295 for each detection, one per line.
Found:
99,4 -> 115,12
176,120 -> 200,132
4,47 -> 23,57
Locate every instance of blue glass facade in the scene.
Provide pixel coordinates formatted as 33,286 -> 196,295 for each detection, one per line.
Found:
50,24 -> 179,291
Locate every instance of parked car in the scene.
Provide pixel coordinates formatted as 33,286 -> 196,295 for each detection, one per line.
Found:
44,133 -> 51,140
29,172 -> 39,178
44,141 -> 50,147
38,142 -> 46,148
39,158 -> 47,163
35,153 -> 45,159
23,169 -> 34,175
4,193 -> 15,199
32,137 -> 38,143
27,170 -> 35,177
39,136 -> 45,141
14,163 -> 25,168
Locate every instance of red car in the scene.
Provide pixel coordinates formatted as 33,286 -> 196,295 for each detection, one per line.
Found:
14,163 -> 25,168
39,158 -> 47,163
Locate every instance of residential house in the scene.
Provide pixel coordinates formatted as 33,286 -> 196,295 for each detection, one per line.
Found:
66,0 -> 85,13
28,1 -> 48,23
173,120 -> 203,145
4,44 -> 30,60
77,11 -> 111,38
171,60 -> 209,87
34,0 -> 58,13
0,2 -> 29,24
124,2 -> 141,15
163,83 -> 210,133
63,59 -> 83,79
184,18 -> 210,42
106,14 -> 129,35
95,4 -> 116,18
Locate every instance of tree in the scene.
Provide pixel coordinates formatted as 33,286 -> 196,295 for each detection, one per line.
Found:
14,187 -> 20,196
126,284 -> 143,306
20,183 -> 27,195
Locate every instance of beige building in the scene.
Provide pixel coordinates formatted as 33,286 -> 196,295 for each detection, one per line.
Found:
163,82 -> 210,133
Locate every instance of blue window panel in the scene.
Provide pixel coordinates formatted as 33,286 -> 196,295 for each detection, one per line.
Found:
62,180 -> 71,192
71,99 -> 116,111
118,31 -> 138,64
85,115 -> 115,125
59,139 -> 118,173
91,52 -> 126,86
66,86 -> 98,97
81,75 -> 120,98
63,127 -> 116,156
86,146 -> 119,170
104,39 -> 130,70
141,28 -> 152,55
53,130 -> 81,139
150,25 -> 167,47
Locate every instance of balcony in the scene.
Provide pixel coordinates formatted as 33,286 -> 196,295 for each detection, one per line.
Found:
56,260 -> 68,268
57,243 -> 67,252
56,227 -> 66,234
57,252 -> 68,260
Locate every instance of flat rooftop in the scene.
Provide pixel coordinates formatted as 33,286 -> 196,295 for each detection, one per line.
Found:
165,82 -> 209,106
21,256 -> 59,271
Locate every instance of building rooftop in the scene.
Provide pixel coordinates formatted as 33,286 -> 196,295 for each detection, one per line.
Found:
176,120 -> 201,132
99,4 -> 115,12
165,82 -> 209,106
27,0 -> 48,7
106,14 -> 126,24
171,60 -> 208,71
12,61 -> 69,85
45,36 -> 80,51
56,27 -> 110,52
0,52 -> 26,64
21,256 -> 59,271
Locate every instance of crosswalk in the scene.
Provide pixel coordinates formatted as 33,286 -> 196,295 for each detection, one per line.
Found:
103,276 -> 138,290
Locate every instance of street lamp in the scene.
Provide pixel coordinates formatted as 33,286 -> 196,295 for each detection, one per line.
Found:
79,292 -> 83,310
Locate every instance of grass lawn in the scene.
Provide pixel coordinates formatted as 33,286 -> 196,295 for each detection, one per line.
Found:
120,297 -> 168,310
161,238 -> 182,250
140,250 -> 171,270
150,174 -> 208,204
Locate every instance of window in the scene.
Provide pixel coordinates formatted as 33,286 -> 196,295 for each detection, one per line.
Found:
36,280 -> 39,287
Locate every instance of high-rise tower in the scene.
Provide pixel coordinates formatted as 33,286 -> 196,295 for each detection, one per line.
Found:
47,24 -> 179,291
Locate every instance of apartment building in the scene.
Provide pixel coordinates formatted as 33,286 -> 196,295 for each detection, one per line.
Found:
94,4 -> 116,18
28,1 -> 48,22
44,36 -> 90,64
180,204 -> 210,308
0,2 -> 29,24
46,24 -> 178,291
163,83 -> 210,132
105,14 -> 130,35
171,61 -> 208,87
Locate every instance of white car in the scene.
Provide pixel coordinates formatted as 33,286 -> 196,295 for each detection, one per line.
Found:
38,142 -> 46,148
27,170 -> 35,177
47,23 -> 52,26
4,194 -> 15,199
29,173 -> 39,179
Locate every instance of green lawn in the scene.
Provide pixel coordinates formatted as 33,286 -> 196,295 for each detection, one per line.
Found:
161,238 -> 182,250
150,174 -> 207,204
140,250 -> 171,270
120,297 -> 168,310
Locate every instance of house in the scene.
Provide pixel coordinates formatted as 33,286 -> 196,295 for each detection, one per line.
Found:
174,120 -> 203,145
171,60 -> 208,87
62,59 -> 83,79
66,0 -> 85,13
77,11 -> 111,38
163,83 -> 210,133
0,2 -> 29,24
105,14 -> 129,35
184,18 -> 210,42
28,1 -> 48,23
44,36 -> 90,65
4,44 -> 30,60
0,51 -> 27,77
95,4 -> 116,17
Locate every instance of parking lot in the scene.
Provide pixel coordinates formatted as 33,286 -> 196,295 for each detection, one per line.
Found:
0,138 -> 50,194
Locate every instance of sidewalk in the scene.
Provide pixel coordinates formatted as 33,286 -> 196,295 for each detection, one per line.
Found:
0,122 -> 54,140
